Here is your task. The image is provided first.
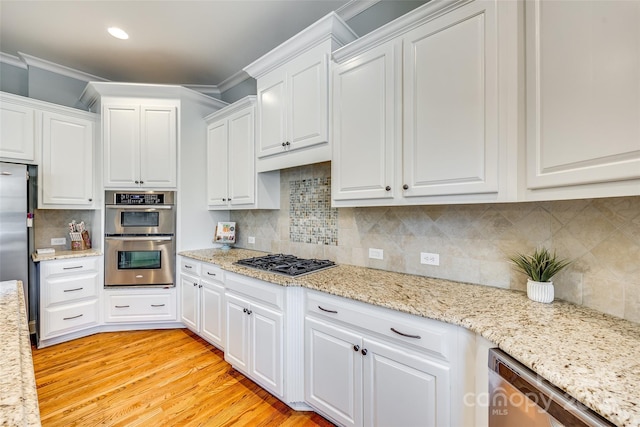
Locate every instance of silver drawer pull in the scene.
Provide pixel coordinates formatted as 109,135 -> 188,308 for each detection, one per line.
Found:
390,327 -> 421,339
63,314 -> 83,320
318,305 -> 338,314
207,272 -> 216,276
63,266 -> 83,270
185,265 -> 193,269
63,287 -> 83,292
115,305 -> 130,308
151,304 -> 165,307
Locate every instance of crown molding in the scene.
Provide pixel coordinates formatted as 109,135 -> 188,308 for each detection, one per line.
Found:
18,52 -> 108,83
204,95 -> 256,123
333,0 -> 472,63
217,70 -> 251,94
0,52 -> 27,69
335,0 -> 382,21
183,84 -> 221,98
244,11 -> 358,79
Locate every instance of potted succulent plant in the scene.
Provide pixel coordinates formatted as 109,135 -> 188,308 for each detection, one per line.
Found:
509,247 -> 571,303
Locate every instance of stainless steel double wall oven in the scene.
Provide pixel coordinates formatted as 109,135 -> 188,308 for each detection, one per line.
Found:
105,191 -> 176,287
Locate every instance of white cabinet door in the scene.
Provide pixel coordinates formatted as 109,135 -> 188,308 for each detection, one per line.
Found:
362,337 -> 451,427
228,107 -> 255,207
103,105 -> 140,188
525,0 -> 640,191
305,317 -> 363,427
256,71 -> 287,158
225,293 -> 251,374
140,105 -> 177,188
0,98 -> 35,162
288,46 -> 328,152
180,274 -> 199,332
103,103 -> 177,188
402,0 -> 499,197
200,279 -> 224,349
40,111 -> 94,207
332,41 -> 399,201
250,301 -> 283,397
206,119 -> 229,207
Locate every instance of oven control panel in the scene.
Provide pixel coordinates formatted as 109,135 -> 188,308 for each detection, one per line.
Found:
112,193 -> 167,205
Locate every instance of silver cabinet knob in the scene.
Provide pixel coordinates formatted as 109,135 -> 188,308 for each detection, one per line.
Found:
402,184 -> 409,190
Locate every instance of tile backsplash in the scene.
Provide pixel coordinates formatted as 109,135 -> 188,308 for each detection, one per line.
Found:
231,162 -> 640,323
34,209 -> 96,250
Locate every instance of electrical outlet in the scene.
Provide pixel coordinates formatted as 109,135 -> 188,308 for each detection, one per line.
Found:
369,248 -> 384,260
248,236 -> 256,244
420,252 -> 440,266
51,237 -> 66,246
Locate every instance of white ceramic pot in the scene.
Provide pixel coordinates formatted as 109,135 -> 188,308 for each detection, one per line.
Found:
527,279 -> 554,303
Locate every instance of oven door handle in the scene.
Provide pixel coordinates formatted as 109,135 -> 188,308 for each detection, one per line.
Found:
105,236 -> 173,241
105,205 -> 173,210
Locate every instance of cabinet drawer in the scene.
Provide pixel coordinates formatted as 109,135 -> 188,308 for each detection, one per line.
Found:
306,290 -> 452,361
41,299 -> 99,339
44,257 -> 100,276
46,273 -> 99,305
225,272 -> 284,310
180,258 -> 201,275
201,264 -> 223,283
105,291 -> 176,323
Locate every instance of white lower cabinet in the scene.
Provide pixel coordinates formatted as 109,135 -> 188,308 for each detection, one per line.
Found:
305,290 -> 467,427
104,288 -> 177,323
225,272 -> 285,398
38,256 -> 102,347
179,258 -> 225,349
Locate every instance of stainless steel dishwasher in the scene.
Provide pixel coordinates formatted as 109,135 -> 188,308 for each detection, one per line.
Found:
488,348 -> 615,427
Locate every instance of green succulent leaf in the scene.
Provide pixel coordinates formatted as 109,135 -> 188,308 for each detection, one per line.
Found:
508,247 -> 571,282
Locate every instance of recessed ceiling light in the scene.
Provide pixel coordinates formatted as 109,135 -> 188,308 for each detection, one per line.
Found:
107,27 -> 129,40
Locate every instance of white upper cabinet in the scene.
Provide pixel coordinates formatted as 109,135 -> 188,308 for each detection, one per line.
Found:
525,0 -> 640,200
40,110 -> 96,208
0,93 -> 36,163
332,0 -> 518,207
205,96 -> 279,210
245,12 -> 357,173
103,103 -> 177,189
256,43 -> 329,159
402,1 -> 499,198
332,42 -> 399,202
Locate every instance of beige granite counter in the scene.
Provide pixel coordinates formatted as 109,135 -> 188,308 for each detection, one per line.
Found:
180,248 -> 640,427
31,248 -> 102,263
0,280 -> 41,427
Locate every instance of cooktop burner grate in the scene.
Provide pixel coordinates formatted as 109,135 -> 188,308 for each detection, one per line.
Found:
236,254 -> 336,277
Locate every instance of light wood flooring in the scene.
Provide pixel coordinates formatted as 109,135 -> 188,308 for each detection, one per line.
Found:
32,328 -> 334,427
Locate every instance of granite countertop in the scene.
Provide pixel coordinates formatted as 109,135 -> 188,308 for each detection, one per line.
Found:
180,248 -> 640,427
0,280 -> 41,427
31,248 -> 102,263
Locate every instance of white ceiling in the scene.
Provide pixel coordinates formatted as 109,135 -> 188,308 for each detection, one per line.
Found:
0,0 -> 365,89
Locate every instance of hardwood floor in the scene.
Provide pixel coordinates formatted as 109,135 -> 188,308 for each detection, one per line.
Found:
32,329 -> 334,427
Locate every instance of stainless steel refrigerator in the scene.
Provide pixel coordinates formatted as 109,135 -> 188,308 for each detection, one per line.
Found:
0,162 -> 29,309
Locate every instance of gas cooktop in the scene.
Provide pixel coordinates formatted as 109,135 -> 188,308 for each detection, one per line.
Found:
236,254 -> 336,277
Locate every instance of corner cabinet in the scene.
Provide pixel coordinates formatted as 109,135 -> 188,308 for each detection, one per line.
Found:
244,12 -> 357,173
205,96 -> 279,210
524,0 -> 640,200
103,103 -> 177,189
332,0 -> 519,206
